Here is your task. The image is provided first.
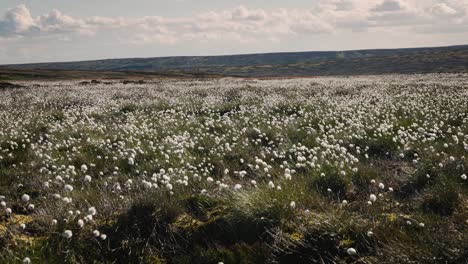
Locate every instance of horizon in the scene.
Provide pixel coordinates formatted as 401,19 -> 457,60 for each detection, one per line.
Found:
1,1 -> 468,64
2,43 -> 467,66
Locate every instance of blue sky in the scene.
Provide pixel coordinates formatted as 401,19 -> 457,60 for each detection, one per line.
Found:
1,0 -> 467,64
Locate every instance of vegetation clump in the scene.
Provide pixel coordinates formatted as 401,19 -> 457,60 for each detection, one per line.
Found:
0,74 -> 467,263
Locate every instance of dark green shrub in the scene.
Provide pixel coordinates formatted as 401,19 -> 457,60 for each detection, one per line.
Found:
350,166 -> 377,198
173,243 -> 270,264
354,135 -> 399,159
422,183 -> 460,216
312,173 -> 348,200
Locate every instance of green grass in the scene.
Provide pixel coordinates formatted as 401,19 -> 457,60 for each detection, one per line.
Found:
0,76 -> 467,263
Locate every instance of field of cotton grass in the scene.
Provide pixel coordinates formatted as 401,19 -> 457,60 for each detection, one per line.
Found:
0,74 -> 467,263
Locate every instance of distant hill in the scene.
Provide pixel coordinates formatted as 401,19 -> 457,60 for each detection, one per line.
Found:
2,45 -> 468,77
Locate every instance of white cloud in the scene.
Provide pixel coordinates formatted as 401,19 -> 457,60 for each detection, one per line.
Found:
1,3 -> 467,43
331,0 -> 355,11
371,0 -> 407,12
37,9 -> 88,35
429,3 -> 457,17
231,6 -> 267,21
0,4 -> 37,35
0,2 -> 467,63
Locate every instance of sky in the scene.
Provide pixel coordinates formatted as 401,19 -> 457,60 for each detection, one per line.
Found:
0,0 -> 467,64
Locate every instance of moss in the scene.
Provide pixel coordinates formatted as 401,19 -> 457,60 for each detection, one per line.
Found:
0,214 -> 33,236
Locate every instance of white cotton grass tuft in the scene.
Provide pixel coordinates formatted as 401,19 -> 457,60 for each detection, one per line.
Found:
284,170 -> 292,180
63,230 -> 73,239
267,181 -> 275,189
461,174 -> 467,180
84,175 -> 92,183
88,206 -> 97,216
290,201 -> 296,209
21,194 -> 30,203
22,257 -> 31,264
64,184 -> 74,192
347,248 -> 357,256
77,219 -> 84,228
142,180 -> 152,189
369,194 -> 377,203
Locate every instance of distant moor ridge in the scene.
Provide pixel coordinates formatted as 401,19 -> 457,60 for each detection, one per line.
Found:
2,45 -> 468,77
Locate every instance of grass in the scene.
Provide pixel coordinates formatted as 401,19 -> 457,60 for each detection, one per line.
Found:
0,75 -> 467,263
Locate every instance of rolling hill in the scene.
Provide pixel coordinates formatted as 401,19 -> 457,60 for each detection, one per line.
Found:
1,45 -> 468,78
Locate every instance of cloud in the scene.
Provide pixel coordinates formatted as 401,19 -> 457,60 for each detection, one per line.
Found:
231,6 -> 267,21
331,0 -> 355,11
429,3 -> 458,17
37,9 -> 89,35
0,2 -> 467,46
371,0 -> 406,12
0,4 -> 38,36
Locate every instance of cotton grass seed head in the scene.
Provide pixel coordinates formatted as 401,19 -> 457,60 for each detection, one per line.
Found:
63,230 -> 73,239
21,194 -> 30,203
